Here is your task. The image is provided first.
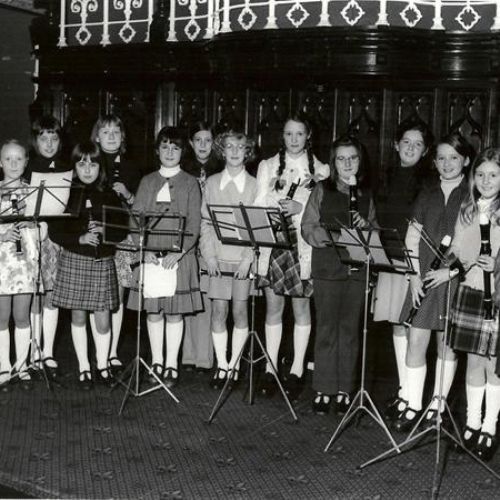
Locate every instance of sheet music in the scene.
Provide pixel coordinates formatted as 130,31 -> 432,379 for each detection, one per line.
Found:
25,171 -> 72,216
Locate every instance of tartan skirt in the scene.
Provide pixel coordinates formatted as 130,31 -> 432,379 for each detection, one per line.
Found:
52,250 -> 119,311
449,284 -> 499,357
128,252 -> 203,315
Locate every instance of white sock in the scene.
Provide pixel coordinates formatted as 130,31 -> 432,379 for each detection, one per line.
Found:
165,320 -> 183,370
482,383 -> 500,435
0,328 -> 11,372
393,333 -> 408,401
290,324 -> 311,377
406,364 -> 427,411
30,312 -> 42,362
265,323 -> 283,373
147,318 -> 164,366
466,383 -> 485,431
110,303 -> 124,360
429,358 -> 457,413
212,330 -> 228,370
71,323 -> 90,373
42,307 -> 59,361
229,327 -> 249,370
14,326 -> 31,372
90,325 -> 111,370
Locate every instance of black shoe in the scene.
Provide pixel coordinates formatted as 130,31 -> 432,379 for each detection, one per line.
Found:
333,393 -> 351,415
456,425 -> 480,453
227,369 -> 240,389
393,407 -> 422,432
475,432 -> 498,462
163,367 -> 179,388
148,363 -> 164,385
0,371 -> 11,393
42,357 -> 60,381
284,373 -> 304,402
209,368 -> 227,390
96,368 -> 115,387
17,370 -> 33,391
385,396 -> 408,422
312,393 -> 330,415
108,357 -> 123,377
78,370 -> 93,391
259,372 -> 277,398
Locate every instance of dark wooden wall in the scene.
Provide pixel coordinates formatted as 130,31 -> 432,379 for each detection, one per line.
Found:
32,25 -> 500,188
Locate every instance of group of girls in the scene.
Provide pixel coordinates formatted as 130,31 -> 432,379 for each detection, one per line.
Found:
1,112 -> 500,462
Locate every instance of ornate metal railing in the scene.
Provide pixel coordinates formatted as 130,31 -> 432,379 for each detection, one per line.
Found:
58,0 -> 500,47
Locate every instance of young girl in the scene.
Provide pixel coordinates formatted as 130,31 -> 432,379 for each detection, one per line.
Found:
302,136 -> 377,414
372,118 -> 434,421
255,113 -> 329,400
50,142 -> 126,389
449,147 -> 500,461
394,133 -> 473,431
0,140 -> 39,391
200,130 -> 257,388
26,116 -> 71,380
91,114 -> 141,373
181,122 -> 223,372
127,126 -> 202,388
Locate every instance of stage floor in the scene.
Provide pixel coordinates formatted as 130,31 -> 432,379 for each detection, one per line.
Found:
0,306 -> 499,499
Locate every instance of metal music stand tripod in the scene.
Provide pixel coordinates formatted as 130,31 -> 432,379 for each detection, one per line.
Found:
102,206 -> 186,414
205,202 -> 298,423
323,223 -> 413,453
359,226 -> 500,498
0,178 -> 77,391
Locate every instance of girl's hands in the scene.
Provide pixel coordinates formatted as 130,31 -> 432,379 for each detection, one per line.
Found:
162,252 -> 183,269
112,182 -> 132,201
235,260 -> 252,279
477,255 -> 495,273
144,252 -> 159,264
423,268 -> 450,289
206,257 -> 221,277
88,220 -> 103,234
409,274 -> 425,307
352,212 -> 369,229
1,226 -> 21,243
79,232 -> 100,247
279,198 -> 302,216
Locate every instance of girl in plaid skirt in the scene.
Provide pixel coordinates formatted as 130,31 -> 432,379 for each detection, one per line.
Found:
393,133 -> 473,432
50,142 -> 127,390
25,116 -> 71,381
0,140 -> 40,391
449,147 -> 500,461
91,114 -> 142,375
255,113 -> 329,400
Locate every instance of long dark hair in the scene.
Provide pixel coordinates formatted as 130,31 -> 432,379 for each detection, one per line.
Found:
435,132 -> 475,178
183,121 -> 222,177
71,141 -> 107,191
31,115 -> 63,158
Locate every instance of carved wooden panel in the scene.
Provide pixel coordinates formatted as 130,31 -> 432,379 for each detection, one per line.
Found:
174,89 -> 209,130
211,91 -> 247,134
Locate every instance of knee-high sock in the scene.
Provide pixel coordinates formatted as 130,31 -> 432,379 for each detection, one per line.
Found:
71,324 -> 90,373
15,326 -> 31,372
165,320 -> 183,370
429,358 -> 457,412
0,328 -> 11,372
406,364 -> 427,411
212,330 -> 228,370
110,303 -> 124,360
147,318 -> 164,366
482,383 -> 500,435
90,325 -> 111,370
393,333 -> 408,400
466,383 -> 485,430
42,307 -> 59,361
30,312 -> 42,362
265,323 -> 282,373
229,327 -> 248,370
290,324 -> 311,378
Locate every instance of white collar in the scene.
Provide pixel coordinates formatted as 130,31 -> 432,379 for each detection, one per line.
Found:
220,168 -> 246,193
159,165 -> 181,178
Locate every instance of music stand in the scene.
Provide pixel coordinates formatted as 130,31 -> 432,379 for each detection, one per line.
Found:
102,205 -> 187,415
205,202 -> 298,423
0,177 -> 76,390
359,226 -> 500,498
323,222 -> 414,454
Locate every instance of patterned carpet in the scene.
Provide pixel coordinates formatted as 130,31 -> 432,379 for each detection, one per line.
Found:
1,311 -> 500,499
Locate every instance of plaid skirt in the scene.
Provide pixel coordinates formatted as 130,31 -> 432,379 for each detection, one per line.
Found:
41,237 -> 61,292
449,285 -> 499,357
128,252 -> 203,315
52,250 -> 119,311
